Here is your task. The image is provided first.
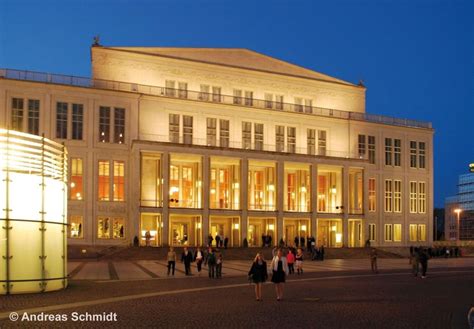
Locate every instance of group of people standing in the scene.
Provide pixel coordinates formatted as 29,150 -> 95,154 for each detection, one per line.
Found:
207,234 -> 229,249
409,247 -> 430,278
166,246 -> 223,278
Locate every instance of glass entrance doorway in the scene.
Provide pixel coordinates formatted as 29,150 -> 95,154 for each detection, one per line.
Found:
169,215 -> 202,246
317,219 -> 342,247
247,217 -> 276,247
140,213 -> 163,246
348,219 -> 363,247
283,218 -> 310,246
209,217 -> 240,247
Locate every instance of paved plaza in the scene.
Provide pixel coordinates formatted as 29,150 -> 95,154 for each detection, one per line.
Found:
0,258 -> 473,328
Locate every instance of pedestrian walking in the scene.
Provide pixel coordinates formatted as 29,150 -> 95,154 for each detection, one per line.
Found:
296,248 -> 304,275
412,247 -> 420,277
205,247 -> 217,278
248,253 -> 268,301
216,251 -> 223,278
167,247 -> 176,276
145,230 -> 151,246
419,248 -> 429,279
181,247 -> 193,275
287,248 -> 295,274
194,247 -> 204,276
215,234 -> 221,248
270,249 -> 289,301
370,248 -> 378,273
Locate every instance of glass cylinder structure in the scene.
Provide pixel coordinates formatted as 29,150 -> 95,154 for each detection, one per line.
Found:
0,129 -> 68,294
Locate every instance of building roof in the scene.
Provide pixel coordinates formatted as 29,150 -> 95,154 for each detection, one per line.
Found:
102,47 -> 357,87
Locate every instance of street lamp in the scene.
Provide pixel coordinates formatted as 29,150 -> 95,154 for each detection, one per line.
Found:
454,208 -> 462,243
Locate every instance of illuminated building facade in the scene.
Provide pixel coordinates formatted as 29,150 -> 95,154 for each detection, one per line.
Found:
0,45 -> 434,248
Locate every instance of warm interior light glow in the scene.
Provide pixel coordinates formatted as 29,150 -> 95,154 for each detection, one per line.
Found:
454,208 -> 462,214
267,184 -> 275,192
268,224 -> 275,230
301,225 -> 307,231
196,222 -> 202,229
331,225 -> 337,232
234,223 -> 240,230
336,233 -> 342,243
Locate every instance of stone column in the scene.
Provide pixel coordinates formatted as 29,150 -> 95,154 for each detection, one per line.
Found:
343,165 -> 350,247
311,163 -> 318,241
277,160 -> 284,245
162,152 -> 170,246
241,158 -> 249,245
201,155 -> 210,246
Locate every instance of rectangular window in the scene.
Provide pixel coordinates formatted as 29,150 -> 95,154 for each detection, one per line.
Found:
385,138 -> 392,166
368,178 -> 376,212
276,125 -> 285,152
418,224 -> 426,241
318,130 -> 327,156
97,217 -> 110,239
212,86 -> 221,102
206,118 -> 217,146
410,141 -> 417,168
244,91 -> 253,106
419,142 -> 426,169
358,134 -> 366,158
410,181 -> 417,213
169,114 -> 180,143
27,99 -> 40,135
418,182 -> 426,213
304,99 -> 313,113
178,82 -> 188,99
99,106 -> 110,143
11,98 -> 24,131
69,215 -> 83,238
199,84 -> 210,101
275,95 -> 284,110
368,136 -> 376,164
183,115 -> 193,144
384,224 -> 393,241
242,122 -> 252,149
287,127 -> 296,153
70,158 -> 83,201
113,218 -> 125,239
394,139 -> 401,166
233,89 -> 242,105
113,161 -> 125,202
307,129 -> 315,155
369,223 -> 376,241
294,98 -> 303,112
394,180 -> 402,213
56,102 -> 68,139
165,80 -> 176,97
140,153 -> 162,207
409,224 -> 417,242
98,160 -> 110,201
384,179 -> 393,212
219,119 -> 229,147
72,103 -> 83,140
265,93 -> 273,109
114,107 -> 125,144
393,224 -> 402,242
254,123 -> 264,151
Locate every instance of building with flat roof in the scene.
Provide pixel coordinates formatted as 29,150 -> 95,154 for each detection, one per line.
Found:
0,44 -> 434,248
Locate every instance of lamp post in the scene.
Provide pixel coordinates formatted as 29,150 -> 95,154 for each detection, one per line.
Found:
454,208 -> 462,244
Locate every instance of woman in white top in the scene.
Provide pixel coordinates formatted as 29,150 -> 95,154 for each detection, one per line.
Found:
270,249 -> 289,301
194,247 -> 204,276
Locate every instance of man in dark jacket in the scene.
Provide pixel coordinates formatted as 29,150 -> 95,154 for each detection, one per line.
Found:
419,248 -> 429,279
181,247 -> 193,275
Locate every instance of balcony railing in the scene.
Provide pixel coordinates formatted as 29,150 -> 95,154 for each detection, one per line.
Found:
0,68 -> 432,129
139,133 -> 367,160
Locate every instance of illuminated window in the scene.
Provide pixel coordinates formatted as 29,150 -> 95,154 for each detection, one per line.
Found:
307,129 -> 315,155
418,182 -> 426,213
233,89 -> 242,104
254,123 -> 264,150
264,93 -> 273,109
369,223 -> 376,241
368,136 -> 376,164
199,84 -> 210,101
248,162 -> 276,211
219,119 -> 229,148
207,118 -> 217,146
368,178 -> 376,212
276,95 -> 284,110
410,141 -> 417,168
384,224 -> 393,241
285,165 -> 310,212
69,215 -> 83,238
393,224 -> 402,242
97,217 -> 110,238
318,130 -> 326,156
349,169 -> 364,214
165,80 -> 176,97
210,159 -> 240,210
11,98 -> 24,131
169,155 -> 202,208
317,166 -> 342,213
394,139 -> 401,166
384,180 -> 393,212
27,99 -> 40,135
242,122 -> 252,149
72,103 -> 83,140
419,142 -> 426,169
98,160 -> 110,201
169,114 -> 180,143
418,224 -> 426,241
287,127 -> 296,153
113,218 -> 125,239
304,99 -> 312,113
113,161 -> 125,202
212,86 -> 221,102
244,90 -> 253,106
358,134 -> 366,158
385,138 -> 392,166
56,102 -> 68,139
410,181 -> 417,213
99,106 -> 110,143
409,224 -> 417,241
394,180 -> 402,213
178,82 -> 188,99
140,153 -> 162,207
114,108 -> 125,144
183,115 -> 193,144
276,125 -> 285,152
70,158 -> 83,200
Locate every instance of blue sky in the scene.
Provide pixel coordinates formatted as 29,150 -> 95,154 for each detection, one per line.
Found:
1,0 -> 473,207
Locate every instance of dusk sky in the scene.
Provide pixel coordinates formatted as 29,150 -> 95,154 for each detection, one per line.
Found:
1,0 -> 472,207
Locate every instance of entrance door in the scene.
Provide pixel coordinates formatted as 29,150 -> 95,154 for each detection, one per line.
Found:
285,224 -> 296,245
349,220 -> 363,247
